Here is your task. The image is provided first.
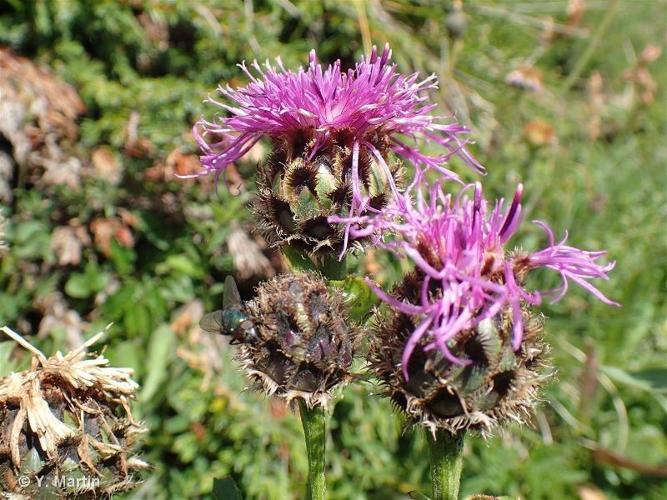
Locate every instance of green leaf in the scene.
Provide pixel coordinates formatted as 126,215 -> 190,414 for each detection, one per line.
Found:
110,239 -> 136,275
139,324 -> 177,404
107,339 -> 143,378
12,221 -> 50,260
156,254 -> 203,278
212,477 -> 243,500
409,491 -> 431,500
65,273 -> 92,298
103,284 -> 135,318
87,269 -> 109,293
65,262 -> 110,299
602,366 -> 667,394
330,276 -> 379,323
124,304 -> 152,338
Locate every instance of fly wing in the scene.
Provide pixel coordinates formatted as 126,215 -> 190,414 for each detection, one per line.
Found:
199,310 -> 224,334
223,275 -> 242,309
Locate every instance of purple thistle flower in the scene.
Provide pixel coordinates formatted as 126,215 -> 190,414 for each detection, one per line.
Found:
192,44 -> 483,219
338,177 -> 618,379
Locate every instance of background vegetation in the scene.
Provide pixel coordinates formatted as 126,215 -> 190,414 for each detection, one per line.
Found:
0,1 -> 665,498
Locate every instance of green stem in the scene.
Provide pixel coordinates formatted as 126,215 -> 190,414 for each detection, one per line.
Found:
317,253 -> 347,280
283,244 -> 348,280
283,245 -> 318,273
427,430 -> 464,500
299,400 -> 327,500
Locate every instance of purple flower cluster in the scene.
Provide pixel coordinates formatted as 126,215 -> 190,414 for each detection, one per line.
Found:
193,45 -> 482,214
193,45 -> 618,382
334,177 -> 618,378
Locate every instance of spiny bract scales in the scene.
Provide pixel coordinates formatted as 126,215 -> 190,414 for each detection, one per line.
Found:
371,272 -> 549,435
237,272 -> 358,408
0,327 -> 148,498
255,132 -> 402,255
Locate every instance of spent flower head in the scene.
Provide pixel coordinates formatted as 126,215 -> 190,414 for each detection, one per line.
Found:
0,326 -> 148,496
200,274 -> 358,408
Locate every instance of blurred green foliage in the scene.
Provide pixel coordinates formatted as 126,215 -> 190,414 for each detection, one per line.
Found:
0,1 -> 665,499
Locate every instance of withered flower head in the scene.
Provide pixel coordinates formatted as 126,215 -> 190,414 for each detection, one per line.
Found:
0,326 -> 148,498
233,272 -> 358,408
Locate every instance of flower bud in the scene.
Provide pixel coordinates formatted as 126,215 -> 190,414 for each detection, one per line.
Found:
237,272 -> 358,407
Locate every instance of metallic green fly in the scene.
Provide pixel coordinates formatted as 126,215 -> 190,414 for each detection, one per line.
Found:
199,276 -> 258,344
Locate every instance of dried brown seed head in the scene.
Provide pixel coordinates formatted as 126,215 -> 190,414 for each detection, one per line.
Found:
0,326 -> 148,498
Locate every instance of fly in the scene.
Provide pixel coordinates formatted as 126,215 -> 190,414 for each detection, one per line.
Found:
199,276 -> 259,344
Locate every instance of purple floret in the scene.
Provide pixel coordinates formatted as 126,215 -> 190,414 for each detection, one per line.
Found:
192,44 -> 482,219
335,177 -> 618,378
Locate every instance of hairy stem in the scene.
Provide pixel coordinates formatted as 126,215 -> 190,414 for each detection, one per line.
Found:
299,400 -> 327,500
427,430 -> 465,500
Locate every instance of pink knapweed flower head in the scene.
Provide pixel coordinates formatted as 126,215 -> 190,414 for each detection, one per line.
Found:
340,177 -> 618,379
192,44 -> 483,217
